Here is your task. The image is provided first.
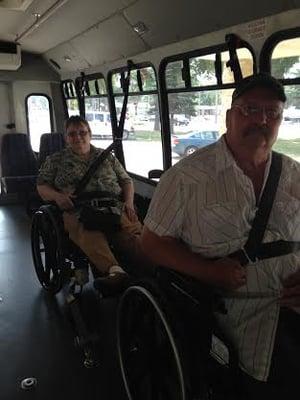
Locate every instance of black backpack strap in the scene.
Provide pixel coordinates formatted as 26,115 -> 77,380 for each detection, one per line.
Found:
229,152 -> 282,265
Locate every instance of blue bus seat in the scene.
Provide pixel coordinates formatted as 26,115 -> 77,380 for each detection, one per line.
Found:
1,133 -> 38,194
38,133 -> 65,167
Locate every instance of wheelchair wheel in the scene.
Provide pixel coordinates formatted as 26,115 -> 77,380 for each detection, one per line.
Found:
31,205 -> 65,294
117,283 -> 186,400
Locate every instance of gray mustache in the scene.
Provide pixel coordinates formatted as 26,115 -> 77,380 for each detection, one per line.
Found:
244,126 -> 270,136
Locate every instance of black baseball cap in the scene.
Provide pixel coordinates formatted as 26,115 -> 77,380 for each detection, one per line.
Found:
232,73 -> 286,103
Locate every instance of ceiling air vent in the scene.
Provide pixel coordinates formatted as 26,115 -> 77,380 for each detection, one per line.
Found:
0,0 -> 35,11
0,41 -> 21,70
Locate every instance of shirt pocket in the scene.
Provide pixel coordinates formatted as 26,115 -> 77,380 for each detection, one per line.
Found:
271,192 -> 300,240
197,202 -> 243,245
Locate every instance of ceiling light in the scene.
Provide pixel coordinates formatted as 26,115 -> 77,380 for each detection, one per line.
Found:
133,21 -> 148,35
64,56 -> 71,62
15,0 -> 69,42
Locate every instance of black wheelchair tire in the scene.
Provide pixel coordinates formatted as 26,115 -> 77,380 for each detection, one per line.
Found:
31,206 -> 65,294
117,282 -> 187,400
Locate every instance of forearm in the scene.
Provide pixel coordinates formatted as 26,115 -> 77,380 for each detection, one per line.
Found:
141,227 -> 213,281
37,184 -> 60,202
141,227 -> 246,289
121,181 -> 135,205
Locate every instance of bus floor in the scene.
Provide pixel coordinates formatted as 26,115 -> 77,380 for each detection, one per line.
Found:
0,205 -> 127,400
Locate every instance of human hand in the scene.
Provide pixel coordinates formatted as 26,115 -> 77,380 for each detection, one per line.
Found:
54,192 -> 75,210
280,269 -> 300,308
124,201 -> 138,222
207,257 -> 247,290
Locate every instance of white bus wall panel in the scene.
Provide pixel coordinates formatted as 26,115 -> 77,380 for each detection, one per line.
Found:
12,81 -> 53,134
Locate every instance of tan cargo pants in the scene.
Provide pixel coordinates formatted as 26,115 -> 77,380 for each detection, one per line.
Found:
63,210 -> 142,273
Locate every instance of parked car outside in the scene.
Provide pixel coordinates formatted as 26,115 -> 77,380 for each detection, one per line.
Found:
172,130 -> 219,156
86,111 -> 135,140
173,114 -> 190,126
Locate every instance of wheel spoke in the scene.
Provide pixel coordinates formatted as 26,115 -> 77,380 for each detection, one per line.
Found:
119,287 -> 185,400
31,211 -> 64,294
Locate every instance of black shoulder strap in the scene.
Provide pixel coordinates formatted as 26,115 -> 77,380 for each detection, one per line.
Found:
256,240 -> 300,260
73,61 -> 134,197
73,142 -> 115,197
230,152 -> 282,265
243,152 -> 282,261
230,152 -> 300,265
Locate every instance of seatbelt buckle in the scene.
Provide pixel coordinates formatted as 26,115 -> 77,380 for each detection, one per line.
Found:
229,248 -> 257,266
240,247 -> 258,266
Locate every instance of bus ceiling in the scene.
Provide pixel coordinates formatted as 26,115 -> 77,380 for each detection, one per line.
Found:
0,1 -> 299,74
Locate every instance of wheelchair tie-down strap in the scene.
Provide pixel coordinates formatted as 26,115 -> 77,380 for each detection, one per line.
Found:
229,151 -> 300,266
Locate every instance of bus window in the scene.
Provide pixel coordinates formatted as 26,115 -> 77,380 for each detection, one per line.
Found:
169,89 -> 233,161
164,44 -> 254,164
269,37 -> 300,162
61,80 -> 79,118
166,61 -> 186,89
190,54 -> 217,86
110,65 -> 163,178
221,48 -> 254,83
26,94 -> 52,152
83,76 -> 112,147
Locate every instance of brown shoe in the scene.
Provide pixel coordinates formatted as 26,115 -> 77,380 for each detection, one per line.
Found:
93,271 -> 130,296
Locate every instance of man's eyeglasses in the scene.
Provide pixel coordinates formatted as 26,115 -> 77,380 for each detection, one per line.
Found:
232,104 -> 283,120
67,129 -> 89,138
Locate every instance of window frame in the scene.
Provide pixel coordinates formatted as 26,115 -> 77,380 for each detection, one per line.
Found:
74,72 -> 108,118
60,79 -> 80,118
260,28 -> 300,162
107,62 -> 161,171
260,27 -> 300,85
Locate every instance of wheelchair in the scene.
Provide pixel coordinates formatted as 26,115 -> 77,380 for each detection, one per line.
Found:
31,204 -> 70,294
31,194 -> 122,295
31,203 -> 241,398
31,202 -> 121,368
117,267 -> 241,400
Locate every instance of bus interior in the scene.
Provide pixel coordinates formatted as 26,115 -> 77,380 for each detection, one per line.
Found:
0,1 -> 300,399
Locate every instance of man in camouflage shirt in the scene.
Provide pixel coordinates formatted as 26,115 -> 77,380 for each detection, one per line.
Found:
37,115 -> 141,288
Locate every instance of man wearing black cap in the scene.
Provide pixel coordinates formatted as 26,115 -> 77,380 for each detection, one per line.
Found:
141,73 -> 300,398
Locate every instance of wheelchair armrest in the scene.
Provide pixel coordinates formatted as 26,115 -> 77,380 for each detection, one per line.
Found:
35,203 -> 64,232
1,175 -> 37,194
155,267 -> 226,310
39,202 -> 62,213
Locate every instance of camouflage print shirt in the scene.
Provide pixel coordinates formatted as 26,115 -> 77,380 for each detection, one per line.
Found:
37,145 -> 132,202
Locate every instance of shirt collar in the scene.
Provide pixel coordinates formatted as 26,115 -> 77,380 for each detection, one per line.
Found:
215,135 -> 237,173
216,135 -> 272,178
66,144 -> 97,162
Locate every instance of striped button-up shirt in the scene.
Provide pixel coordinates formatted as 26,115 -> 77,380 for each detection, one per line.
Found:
144,135 -> 300,381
